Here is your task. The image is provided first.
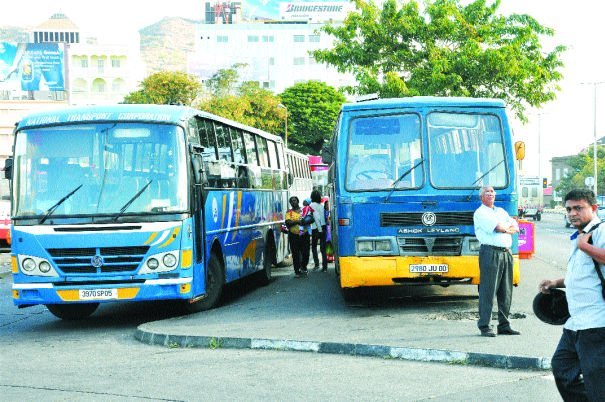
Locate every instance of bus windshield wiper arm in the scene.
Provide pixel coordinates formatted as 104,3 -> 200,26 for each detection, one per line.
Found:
112,180 -> 152,222
466,160 -> 504,200
39,184 -> 83,224
385,158 -> 424,202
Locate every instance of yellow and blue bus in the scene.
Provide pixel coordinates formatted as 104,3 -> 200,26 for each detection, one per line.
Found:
323,97 -> 524,300
7,104 -> 288,319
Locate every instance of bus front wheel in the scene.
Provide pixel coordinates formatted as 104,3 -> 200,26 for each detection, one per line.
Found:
184,254 -> 224,313
46,303 -> 99,320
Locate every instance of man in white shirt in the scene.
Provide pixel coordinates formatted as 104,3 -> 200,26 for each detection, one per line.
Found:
473,186 -> 520,337
539,189 -> 605,401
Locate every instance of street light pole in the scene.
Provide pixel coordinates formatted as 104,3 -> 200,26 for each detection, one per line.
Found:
581,81 -> 604,196
278,103 -> 288,148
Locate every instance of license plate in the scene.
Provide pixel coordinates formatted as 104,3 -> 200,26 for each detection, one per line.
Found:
79,288 -> 118,300
409,264 -> 449,273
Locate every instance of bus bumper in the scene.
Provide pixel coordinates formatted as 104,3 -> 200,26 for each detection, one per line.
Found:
12,277 -> 193,307
339,255 -> 520,288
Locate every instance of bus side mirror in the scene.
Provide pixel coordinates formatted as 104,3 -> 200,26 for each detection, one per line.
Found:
321,145 -> 332,164
189,144 -> 206,185
3,158 -> 12,180
514,141 -> 525,161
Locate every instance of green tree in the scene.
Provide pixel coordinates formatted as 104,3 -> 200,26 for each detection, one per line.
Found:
195,82 -> 285,135
313,0 -> 565,122
205,63 -> 248,97
557,146 -> 605,197
123,71 -> 202,105
279,81 -> 346,154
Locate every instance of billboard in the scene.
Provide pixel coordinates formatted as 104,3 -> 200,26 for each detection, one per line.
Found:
244,0 -> 352,22
0,42 -> 65,92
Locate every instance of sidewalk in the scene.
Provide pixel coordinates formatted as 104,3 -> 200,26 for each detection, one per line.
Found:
136,256 -> 565,371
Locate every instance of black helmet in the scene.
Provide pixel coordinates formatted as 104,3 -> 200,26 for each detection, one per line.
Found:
533,288 -> 570,325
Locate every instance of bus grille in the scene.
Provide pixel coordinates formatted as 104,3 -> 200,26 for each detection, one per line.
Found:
47,246 -> 150,274
397,237 -> 462,256
381,212 -> 474,226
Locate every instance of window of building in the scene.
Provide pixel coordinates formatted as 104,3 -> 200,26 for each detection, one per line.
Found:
248,35 -> 259,42
81,59 -> 88,68
262,35 -> 274,42
308,34 -> 320,42
293,35 -> 305,43
97,59 -> 105,73
293,57 -> 305,66
111,58 -> 121,68
268,57 -> 275,66
217,35 -> 229,43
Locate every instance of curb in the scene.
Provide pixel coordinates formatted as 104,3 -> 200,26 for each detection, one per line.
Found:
134,327 -> 551,371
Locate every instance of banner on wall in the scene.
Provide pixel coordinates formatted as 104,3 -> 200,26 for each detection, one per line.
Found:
0,42 -> 65,92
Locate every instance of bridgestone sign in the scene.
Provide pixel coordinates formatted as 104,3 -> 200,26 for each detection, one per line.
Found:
280,1 -> 354,22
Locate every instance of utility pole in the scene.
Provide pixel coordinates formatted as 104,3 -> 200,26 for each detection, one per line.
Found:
581,81 -> 605,196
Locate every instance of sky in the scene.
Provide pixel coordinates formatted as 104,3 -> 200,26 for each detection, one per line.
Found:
1,0 -> 605,179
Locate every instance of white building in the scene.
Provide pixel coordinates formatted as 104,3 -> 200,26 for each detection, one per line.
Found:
31,12 -> 145,105
192,0 -> 356,94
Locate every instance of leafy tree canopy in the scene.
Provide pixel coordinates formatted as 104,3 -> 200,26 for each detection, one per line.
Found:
204,63 -> 248,97
313,0 -> 565,122
123,71 -> 202,105
279,80 -> 346,154
557,146 -> 605,197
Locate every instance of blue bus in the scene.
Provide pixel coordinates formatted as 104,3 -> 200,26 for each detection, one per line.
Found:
7,104 -> 289,319
322,97 -> 524,300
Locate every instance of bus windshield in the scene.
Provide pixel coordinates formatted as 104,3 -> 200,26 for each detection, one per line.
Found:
427,112 -> 507,189
346,113 -> 423,191
13,122 -> 188,220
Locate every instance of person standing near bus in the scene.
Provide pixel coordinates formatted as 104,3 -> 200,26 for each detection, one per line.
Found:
300,198 -> 313,271
310,190 -> 328,272
473,185 -> 520,337
539,189 -> 605,401
285,196 -> 307,277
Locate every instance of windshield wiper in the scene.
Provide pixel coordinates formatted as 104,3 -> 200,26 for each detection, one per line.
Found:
466,160 -> 504,200
385,158 -> 424,202
39,184 -> 83,224
112,180 -> 153,222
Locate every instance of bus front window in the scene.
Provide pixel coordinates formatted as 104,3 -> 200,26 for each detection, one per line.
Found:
346,114 -> 422,191
427,113 -> 508,189
13,123 -> 188,220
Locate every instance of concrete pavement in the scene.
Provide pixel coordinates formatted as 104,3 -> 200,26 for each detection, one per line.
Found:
136,256 -> 566,371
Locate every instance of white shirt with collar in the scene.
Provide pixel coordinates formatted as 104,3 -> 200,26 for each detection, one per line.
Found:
473,204 -> 515,248
564,217 -> 605,330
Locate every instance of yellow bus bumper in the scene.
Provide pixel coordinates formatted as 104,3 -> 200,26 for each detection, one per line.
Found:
339,255 -> 520,288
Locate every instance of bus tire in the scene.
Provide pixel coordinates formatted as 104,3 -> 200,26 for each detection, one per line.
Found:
184,253 -> 224,313
257,238 -> 273,286
46,303 -> 99,320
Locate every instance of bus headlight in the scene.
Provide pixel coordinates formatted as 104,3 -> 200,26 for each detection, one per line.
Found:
469,239 -> 481,252
139,251 -> 180,274
39,261 -> 51,273
147,258 -> 159,270
22,258 -> 36,272
355,237 -> 397,256
17,255 -> 58,277
163,253 -> 177,267
375,240 -> 392,252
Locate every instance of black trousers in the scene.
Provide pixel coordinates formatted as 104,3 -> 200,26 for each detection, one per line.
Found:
312,226 -> 328,269
552,327 -> 605,401
477,245 -> 513,330
288,233 -> 304,274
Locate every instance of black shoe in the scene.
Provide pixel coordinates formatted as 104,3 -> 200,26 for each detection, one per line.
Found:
480,328 -> 496,337
321,267 -> 327,272
313,266 -> 320,271
497,328 -> 521,335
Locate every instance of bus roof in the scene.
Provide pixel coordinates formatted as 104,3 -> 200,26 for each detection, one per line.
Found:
15,103 -> 283,143
341,96 -> 507,112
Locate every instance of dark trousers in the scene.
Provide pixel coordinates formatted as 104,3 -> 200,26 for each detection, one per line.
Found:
300,232 -> 310,270
312,226 -> 328,269
477,245 -> 513,330
288,233 -> 304,274
552,327 -> 605,402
